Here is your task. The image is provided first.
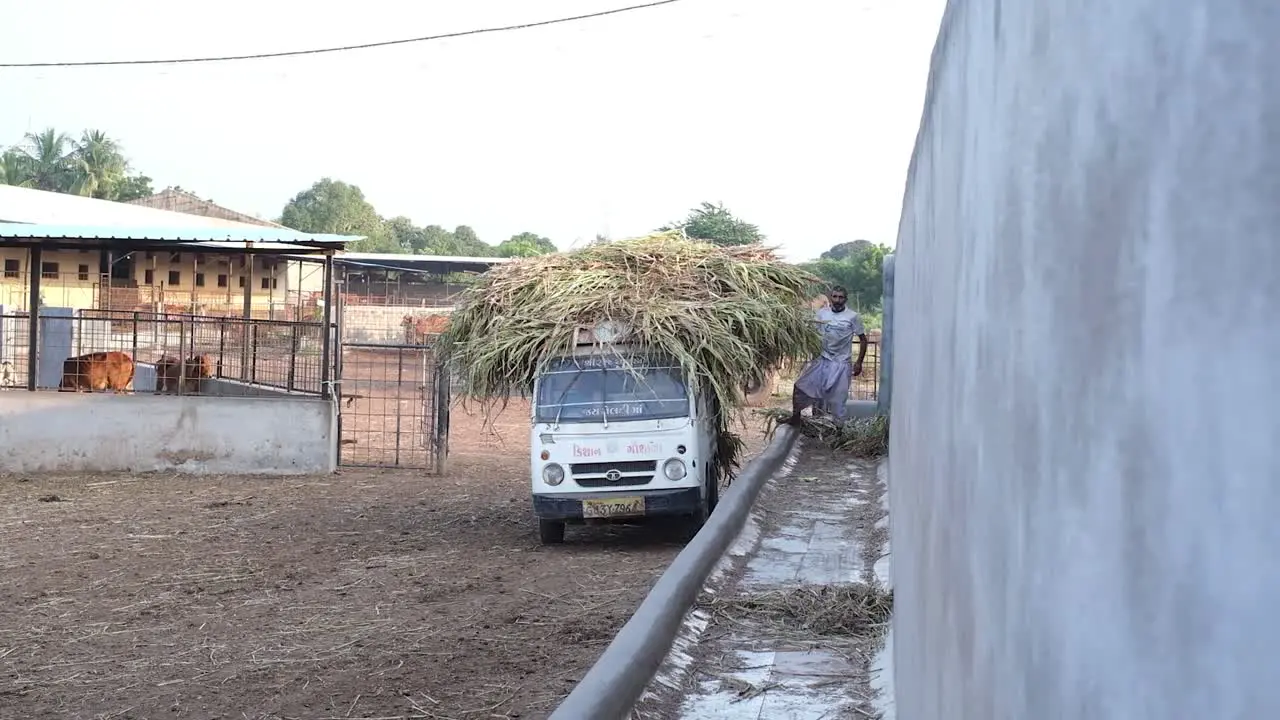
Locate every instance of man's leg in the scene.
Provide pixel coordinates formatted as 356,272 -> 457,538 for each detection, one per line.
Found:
789,385 -> 815,425
789,359 -> 822,425
826,362 -> 853,422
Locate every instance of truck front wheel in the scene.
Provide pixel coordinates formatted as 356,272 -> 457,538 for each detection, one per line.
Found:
687,457 -> 721,538
706,456 -> 721,514
538,519 -> 566,545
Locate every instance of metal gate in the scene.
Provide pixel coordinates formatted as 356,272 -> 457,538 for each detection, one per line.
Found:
336,341 -> 450,472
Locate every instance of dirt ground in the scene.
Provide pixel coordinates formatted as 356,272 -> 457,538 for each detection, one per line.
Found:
0,398 -> 778,720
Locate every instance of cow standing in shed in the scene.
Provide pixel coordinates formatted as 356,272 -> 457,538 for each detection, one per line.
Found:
155,354 -> 214,394
59,351 -> 136,393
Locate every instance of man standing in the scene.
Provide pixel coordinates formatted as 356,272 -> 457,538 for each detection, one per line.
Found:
788,285 -> 868,425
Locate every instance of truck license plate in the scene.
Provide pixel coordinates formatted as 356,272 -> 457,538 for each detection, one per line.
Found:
582,496 -> 645,519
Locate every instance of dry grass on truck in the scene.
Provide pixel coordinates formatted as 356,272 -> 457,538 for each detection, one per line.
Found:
439,231 -> 824,484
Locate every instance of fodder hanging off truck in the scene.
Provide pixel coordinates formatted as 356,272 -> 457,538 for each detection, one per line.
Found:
438,230 -> 822,479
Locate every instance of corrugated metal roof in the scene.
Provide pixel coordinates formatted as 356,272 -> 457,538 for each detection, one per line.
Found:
0,222 -> 354,246
0,186 -> 359,252
0,184 -> 273,230
124,188 -> 286,229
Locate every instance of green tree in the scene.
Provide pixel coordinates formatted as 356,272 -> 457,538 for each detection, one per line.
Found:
418,225 -> 455,254
113,174 -> 155,202
450,225 -> 493,256
279,178 -> 391,252
803,242 -> 891,310
820,239 -> 874,261
14,128 -> 75,192
0,149 -> 32,187
663,201 -> 764,246
0,127 -> 147,202
69,129 -> 129,199
384,215 -> 426,253
497,232 -> 557,257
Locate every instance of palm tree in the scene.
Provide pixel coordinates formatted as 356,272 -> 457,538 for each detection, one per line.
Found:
0,149 -> 33,187
70,129 -> 129,198
16,128 -> 78,192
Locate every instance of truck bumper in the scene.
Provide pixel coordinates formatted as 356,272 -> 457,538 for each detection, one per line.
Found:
532,486 -> 703,521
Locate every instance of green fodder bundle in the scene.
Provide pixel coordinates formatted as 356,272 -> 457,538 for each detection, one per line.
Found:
439,231 -> 822,477
758,409 -> 890,458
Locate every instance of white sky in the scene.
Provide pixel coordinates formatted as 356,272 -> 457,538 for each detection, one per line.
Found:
0,0 -> 945,261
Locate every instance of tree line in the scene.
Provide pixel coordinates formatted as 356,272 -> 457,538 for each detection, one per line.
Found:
277,185 -> 776,257
278,178 -> 560,257
0,128 -> 155,202
0,128 -> 892,297
0,128 -> 566,257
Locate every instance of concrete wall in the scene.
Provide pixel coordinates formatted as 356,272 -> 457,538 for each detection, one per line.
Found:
891,2 -> 1280,719
342,305 -> 449,344
0,393 -> 336,474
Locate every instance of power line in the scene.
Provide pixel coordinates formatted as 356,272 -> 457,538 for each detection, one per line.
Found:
0,0 -> 684,69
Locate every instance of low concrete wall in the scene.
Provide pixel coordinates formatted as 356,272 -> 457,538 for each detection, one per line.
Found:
893,1 -> 1280,718
201,377 -> 307,398
341,305 -> 448,344
0,393 -> 336,474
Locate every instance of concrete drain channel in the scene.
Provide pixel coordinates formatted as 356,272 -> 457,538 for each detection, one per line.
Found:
549,428 -> 895,720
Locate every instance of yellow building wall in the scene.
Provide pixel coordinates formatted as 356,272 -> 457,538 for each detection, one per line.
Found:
0,247 -> 289,312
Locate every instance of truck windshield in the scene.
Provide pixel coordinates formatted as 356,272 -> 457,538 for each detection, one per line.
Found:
535,355 -> 689,424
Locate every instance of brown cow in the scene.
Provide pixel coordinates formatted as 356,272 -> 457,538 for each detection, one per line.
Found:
155,355 -> 180,394
59,351 -> 135,393
155,354 -> 214,394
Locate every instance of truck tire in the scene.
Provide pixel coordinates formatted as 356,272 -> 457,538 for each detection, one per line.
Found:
687,457 -> 720,538
539,519 -> 566,545
706,456 -> 721,513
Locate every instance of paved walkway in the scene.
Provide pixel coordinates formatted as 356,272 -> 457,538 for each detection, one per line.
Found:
640,441 -> 894,719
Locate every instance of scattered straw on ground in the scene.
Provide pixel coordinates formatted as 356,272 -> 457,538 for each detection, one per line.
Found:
697,583 -> 894,639
758,408 -> 890,457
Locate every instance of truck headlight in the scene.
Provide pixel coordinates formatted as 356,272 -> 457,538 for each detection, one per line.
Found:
662,458 -> 687,481
543,463 -> 565,486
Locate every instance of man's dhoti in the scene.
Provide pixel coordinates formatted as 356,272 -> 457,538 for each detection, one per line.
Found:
793,356 -> 852,420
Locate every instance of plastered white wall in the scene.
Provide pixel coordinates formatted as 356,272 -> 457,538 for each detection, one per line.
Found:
0,393 -> 337,474
891,1 -> 1280,718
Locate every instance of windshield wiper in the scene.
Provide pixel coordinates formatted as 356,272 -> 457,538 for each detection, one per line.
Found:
551,369 -> 590,431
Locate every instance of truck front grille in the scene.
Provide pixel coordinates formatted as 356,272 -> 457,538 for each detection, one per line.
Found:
571,460 -> 658,488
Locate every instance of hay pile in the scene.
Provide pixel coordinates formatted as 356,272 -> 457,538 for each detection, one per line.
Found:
439,231 -> 821,477
759,409 -> 890,458
698,583 -> 893,637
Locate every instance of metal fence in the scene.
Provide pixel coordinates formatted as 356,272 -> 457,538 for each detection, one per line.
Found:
0,311 -> 28,389
0,309 -> 329,395
852,338 -> 882,402
337,340 -> 449,471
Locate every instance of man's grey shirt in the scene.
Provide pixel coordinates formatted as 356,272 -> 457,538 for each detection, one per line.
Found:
815,306 -> 866,362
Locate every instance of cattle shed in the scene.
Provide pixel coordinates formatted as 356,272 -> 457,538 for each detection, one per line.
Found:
292,252 -> 511,344
0,222 -> 362,475
282,252 -> 507,471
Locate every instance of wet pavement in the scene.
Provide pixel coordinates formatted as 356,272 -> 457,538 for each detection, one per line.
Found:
639,441 -> 893,719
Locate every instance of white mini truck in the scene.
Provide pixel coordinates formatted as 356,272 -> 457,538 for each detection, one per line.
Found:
529,322 -> 721,544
